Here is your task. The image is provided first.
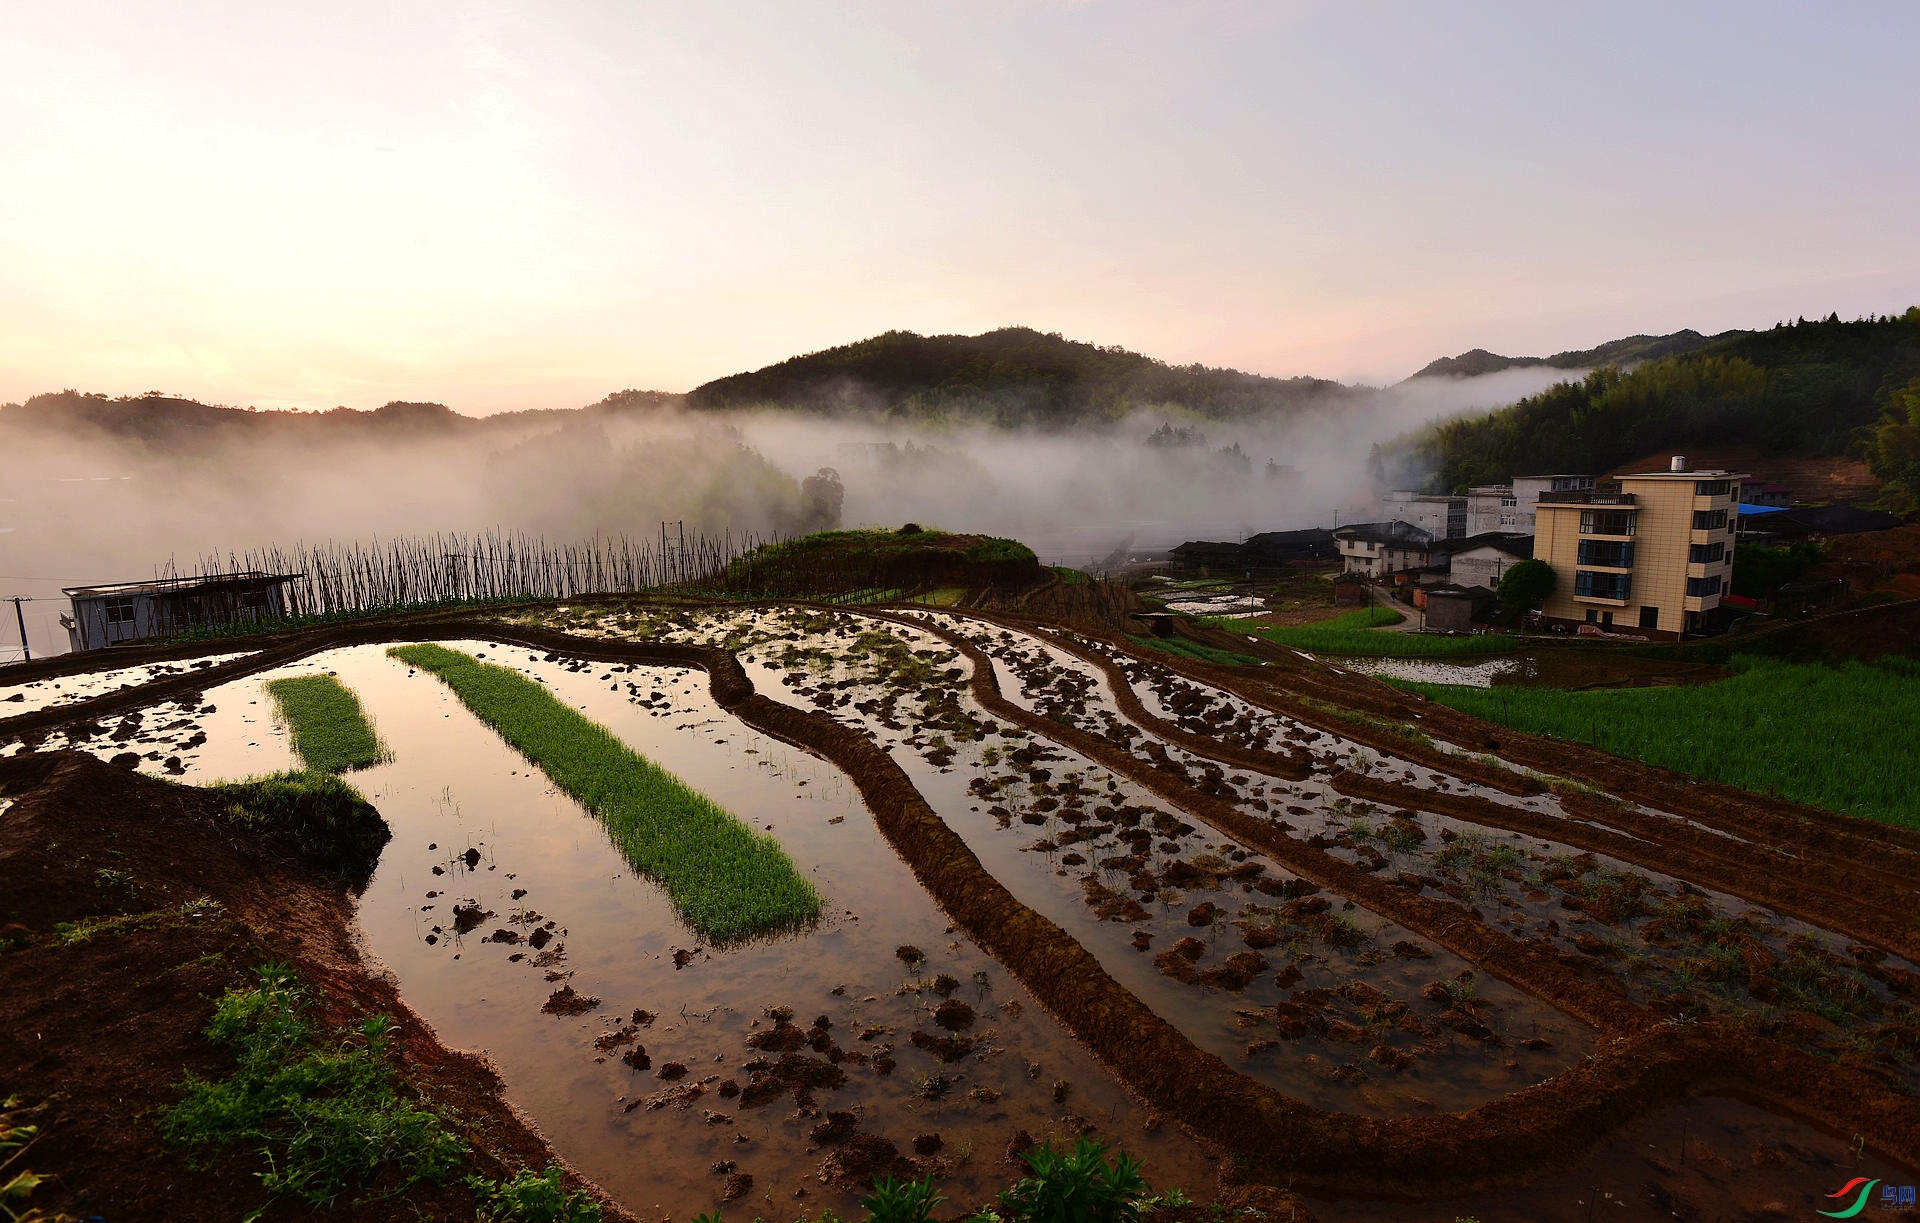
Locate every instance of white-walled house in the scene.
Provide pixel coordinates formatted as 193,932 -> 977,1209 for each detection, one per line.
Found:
1334,521 -> 1436,576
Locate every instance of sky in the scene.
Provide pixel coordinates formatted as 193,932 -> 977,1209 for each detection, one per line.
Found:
3,0 -> 1918,414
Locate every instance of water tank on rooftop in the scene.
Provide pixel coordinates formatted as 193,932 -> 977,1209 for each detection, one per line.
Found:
1669,455 -> 1687,472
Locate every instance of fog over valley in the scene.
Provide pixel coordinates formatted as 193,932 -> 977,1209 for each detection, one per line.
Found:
0,356 -> 1575,652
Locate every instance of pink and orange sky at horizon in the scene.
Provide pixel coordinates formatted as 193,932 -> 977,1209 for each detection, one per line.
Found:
3,1 -> 1917,415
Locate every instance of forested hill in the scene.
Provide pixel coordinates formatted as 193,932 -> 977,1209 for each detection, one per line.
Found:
0,389 -> 681,449
1406,328 -> 1741,380
1378,310 -> 1920,495
684,327 -> 1356,426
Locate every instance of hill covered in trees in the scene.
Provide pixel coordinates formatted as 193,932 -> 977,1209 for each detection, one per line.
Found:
1405,328 -> 1740,380
684,326 -> 1358,427
1378,310 -> 1920,495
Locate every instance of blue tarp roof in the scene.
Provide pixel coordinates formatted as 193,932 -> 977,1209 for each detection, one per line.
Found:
1736,503 -> 1788,516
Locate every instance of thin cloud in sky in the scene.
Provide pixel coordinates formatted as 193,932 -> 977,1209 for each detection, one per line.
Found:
0,0 -> 1915,411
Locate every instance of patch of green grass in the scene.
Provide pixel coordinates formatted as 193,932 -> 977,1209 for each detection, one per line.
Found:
265,674 -> 388,773
159,961 -> 465,1207
1395,655 -> 1920,828
1126,635 -> 1259,666
1220,606 -> 1520,657
51,897 -> 223,946
1049,566 -> 1092,586
1297,696 -> 1433,747
468,1163 -> 603,1222
207,771 -> 391,879
389,644 -> 821,940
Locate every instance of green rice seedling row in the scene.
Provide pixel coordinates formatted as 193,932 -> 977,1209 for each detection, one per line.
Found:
264,674 -> 388,773
387,642 -> 822,940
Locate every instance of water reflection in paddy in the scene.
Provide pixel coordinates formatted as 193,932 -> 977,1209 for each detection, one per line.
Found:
105,642 -> 1216,1217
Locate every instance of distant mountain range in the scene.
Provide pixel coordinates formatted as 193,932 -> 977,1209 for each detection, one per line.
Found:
1403,329 -> 1744,380
5,317 -> 1898,445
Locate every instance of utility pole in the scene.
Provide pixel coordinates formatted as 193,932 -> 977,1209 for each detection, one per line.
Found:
11,597 -> 29,662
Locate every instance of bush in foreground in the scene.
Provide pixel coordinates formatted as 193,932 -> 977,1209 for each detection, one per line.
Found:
207,770 -> 391,880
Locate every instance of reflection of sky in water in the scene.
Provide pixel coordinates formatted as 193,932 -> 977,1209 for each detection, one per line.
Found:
1341,656 -> 1524,688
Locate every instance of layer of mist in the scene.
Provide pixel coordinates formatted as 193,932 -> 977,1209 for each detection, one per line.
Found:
0,366 -> 1570,656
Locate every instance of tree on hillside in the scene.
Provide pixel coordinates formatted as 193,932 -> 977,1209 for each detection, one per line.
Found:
1497,558 -> 1556,612
799,468 -> 845,533
1859,374 -> 1920,516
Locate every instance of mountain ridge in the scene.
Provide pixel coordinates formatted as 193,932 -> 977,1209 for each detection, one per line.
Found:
1405,329 -> 1745,380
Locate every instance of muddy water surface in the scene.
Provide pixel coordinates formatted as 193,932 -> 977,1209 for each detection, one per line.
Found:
129,642 -> 1218,1217
1322,1094 -> 1916,1222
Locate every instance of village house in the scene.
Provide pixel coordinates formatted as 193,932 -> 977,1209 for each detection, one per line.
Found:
1334,521 -> 1436,577
1532,457 -> 1741,638
1439,532 -> 1535,591
61,571 -> 300,651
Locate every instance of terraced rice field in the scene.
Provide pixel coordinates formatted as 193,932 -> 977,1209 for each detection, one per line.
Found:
4,599 -> 1917,1220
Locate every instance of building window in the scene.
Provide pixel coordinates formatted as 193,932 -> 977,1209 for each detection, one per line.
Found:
1688,541 -> 1726,564
104,597 -> 136,624
1585,609 -> 1598,624
1694,479 -> 1730,497
1686,575 -> 1724,598
1577,539 -> 1635,568
1692,508 -> 1728,531
241,590 -> 268,609
1639,606 -> 1659,629
1575,571 -> 1632,600
1579,509 -> 1636,536
1501,495 -> 1517,507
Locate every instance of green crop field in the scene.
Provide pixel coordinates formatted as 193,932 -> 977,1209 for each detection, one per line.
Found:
264,675 -> 388,773
1394,655 -> 1920,828
388,644 -> 821,940
1217,607 -> 1521,658
1126,635 -> 1261,666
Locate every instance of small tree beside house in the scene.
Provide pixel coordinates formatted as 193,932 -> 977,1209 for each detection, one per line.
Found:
1496,558 -> 1556,614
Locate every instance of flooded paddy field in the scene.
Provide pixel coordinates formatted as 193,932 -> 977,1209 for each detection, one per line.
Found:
4,597 -> 1915,1218
5,639 -> 1216,1216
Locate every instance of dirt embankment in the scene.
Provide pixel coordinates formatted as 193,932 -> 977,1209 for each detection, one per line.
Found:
0,750 -> 630,1223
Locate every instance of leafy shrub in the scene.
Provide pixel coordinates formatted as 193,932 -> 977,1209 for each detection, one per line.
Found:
468,1163 -> 603,1223
159,962 -> 464,1207
208,771 -> 391,880
862,1175 -> 945,1223
997,1138 -> 1150,1223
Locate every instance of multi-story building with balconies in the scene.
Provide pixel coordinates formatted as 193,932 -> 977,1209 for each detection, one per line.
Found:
1532,457 -> 1742,637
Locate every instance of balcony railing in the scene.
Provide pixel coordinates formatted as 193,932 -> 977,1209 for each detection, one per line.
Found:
1538,491 -> 1637,505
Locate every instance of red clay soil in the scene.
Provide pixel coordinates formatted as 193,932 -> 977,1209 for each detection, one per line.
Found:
7,608 -> 1920,1201
0,750 -> 633,1223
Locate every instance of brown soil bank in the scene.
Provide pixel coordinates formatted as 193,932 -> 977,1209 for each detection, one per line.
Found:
0,750 -> 628,1223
